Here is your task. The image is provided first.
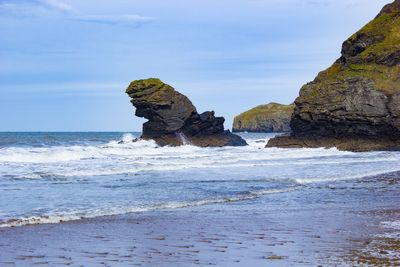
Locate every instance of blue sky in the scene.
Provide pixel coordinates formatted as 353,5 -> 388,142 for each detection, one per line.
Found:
0,0 -> 391,131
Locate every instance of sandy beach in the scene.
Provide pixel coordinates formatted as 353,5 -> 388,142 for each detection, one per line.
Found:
2,0 -> 400,266
1,171 -> 399,266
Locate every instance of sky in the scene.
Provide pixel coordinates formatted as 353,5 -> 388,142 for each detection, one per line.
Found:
0,0 -> 391,131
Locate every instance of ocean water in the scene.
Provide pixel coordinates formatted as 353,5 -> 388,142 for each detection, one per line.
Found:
0,132 -> 400,228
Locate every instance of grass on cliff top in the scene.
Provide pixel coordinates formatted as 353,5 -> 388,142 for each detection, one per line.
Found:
354,12 -> 400,59
316,62 -> 400,94
126,78 -> 194,107
126,78 -> 181,104
126,78 -> 165,94
310,12 -> 400,96
235,103 -> 294,121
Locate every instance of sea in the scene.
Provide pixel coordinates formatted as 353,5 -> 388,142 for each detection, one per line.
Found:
0,132 -> 400,228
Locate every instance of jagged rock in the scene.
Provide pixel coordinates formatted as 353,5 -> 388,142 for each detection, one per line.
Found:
126,78 -> 247,147
232,103 -> 294,133
267,135 -> 400,152
267,0 -> 400,152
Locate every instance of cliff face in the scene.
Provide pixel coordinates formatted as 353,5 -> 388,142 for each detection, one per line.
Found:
268,0 -> 400,151
232,103 -> 294,133
126,78 -> 247,147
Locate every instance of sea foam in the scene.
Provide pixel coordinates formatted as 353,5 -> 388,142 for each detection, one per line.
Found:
0,186 -> 300,227
1,132 -> 400,228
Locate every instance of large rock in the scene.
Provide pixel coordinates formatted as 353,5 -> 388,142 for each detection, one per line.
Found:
232,103 -> 294,133
267,0 -> 400,151
126,78 -> 247,147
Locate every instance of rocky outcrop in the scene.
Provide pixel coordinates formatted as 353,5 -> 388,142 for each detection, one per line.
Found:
232,103 -> 294,133
267,0 -> 400,151
267,135 -> 400,152
126,78 -> 247,147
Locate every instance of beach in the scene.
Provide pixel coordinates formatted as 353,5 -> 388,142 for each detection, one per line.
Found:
1,171 -> 399,266
2,0 -> 400,266
0,133 -> 399,266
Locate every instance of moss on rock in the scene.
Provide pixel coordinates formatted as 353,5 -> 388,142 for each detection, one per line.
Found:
126,78 -> 247,147
233,103 -> 294,133
268,0 -> 400,151
293,0 -> 400,138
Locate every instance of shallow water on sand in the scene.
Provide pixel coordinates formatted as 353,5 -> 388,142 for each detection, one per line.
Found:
0,132 -> 400,228
0,132 -> 400,266
0,171 -> 399,266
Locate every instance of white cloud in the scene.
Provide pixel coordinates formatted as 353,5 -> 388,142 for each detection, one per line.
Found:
40,0 -> 73,12
0,0 -> 72,16
72,14 -> 155,27
0,0 -> 154,27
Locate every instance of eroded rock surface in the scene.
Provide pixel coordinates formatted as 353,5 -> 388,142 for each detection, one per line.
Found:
126,78 -> 247,147
268,0 -> 400,151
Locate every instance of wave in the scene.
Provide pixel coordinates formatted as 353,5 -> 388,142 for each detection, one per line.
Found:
381,220 -> 400,230
0,133 -> 351,164
1,133 -> 400,229
0,132 -> 399,180
0,186 -> 300,228
0,135 -> 371,165
4,157 -> 399,181
293,168 -> 400,184
0,133 -> 154,163
375,220 -> 400,239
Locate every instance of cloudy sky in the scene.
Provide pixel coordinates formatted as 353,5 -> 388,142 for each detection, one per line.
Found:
0,0 -> 390,131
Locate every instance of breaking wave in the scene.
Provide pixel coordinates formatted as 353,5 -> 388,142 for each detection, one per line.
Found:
0,186 -> 299,228
1,132 -> 400,228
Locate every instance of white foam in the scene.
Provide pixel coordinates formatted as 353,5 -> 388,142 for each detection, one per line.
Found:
121,133 -> 137,143
1,133 -> 400,228
0,146 -> 102,163
0,186 -> 300,228
293,167 -> 400,184
373,221 -> 400,250
0,135 -> 337,164
0,133 -> 399,182
381,220 -> 400,230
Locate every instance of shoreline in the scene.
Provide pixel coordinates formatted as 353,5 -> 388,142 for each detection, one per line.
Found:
1,172 -> 399,266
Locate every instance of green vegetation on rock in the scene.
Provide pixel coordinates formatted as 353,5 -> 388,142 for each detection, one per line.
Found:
126,78 -> 247,147
306,6 -> 400,98
233,103 -> 294,133
291,0 -> 400,138
268,0 -> 400,151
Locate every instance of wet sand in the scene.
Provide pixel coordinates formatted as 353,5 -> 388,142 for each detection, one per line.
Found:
1,172 -> 399,266
344,209 -> 400,266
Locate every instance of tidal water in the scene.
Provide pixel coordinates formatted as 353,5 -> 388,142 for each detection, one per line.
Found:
0,132 -> 400,228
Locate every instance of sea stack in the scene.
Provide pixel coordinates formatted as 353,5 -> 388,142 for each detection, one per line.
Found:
126,78 -> 247,147
232,103 -> 294,133
267,0 -> 400,151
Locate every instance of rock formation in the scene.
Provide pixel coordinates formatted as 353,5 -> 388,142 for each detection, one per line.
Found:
267,0 -> 400,151
126,78 -> 247,147
232,103 -> 294,133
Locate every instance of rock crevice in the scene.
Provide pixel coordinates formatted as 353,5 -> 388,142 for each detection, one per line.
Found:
126,78 -> 247,147
268,0 -> 400,151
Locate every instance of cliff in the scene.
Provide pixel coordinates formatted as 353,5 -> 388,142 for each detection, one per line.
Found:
232,103 -> 294,133
267,0 -> 400,151
126,78 -> 247,147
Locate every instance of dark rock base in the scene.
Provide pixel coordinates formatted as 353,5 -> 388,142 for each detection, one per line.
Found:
126,78 -> 247,147
144,131 -> 247,147
266,135 -> 400,152
232,126 -> 290,133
